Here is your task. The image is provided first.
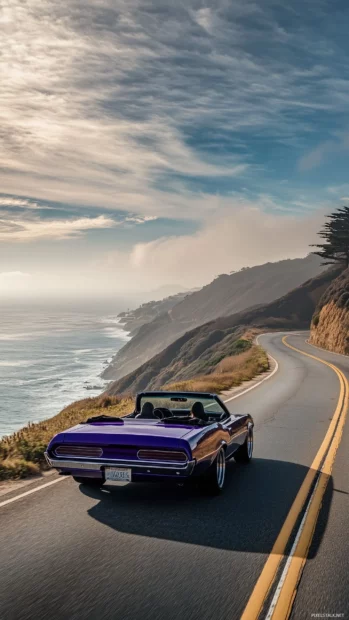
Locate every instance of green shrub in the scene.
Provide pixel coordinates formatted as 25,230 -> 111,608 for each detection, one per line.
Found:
232,338 -> 252,353
312,313 -> 320,327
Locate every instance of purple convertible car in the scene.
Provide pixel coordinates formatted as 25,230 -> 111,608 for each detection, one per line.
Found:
45,391 -> 254,494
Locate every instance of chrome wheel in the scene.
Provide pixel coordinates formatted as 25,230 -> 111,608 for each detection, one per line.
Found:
216,448 -> 226,489
200,446 -> 227,494
247,429 -> 253,459
234,427 -> 253,463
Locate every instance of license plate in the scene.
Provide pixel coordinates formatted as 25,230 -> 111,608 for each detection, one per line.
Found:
105,467 -> 131,483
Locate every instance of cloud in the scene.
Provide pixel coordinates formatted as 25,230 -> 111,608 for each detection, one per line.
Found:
125,215 -> 158,224
0,0 -> 248,218
0,215 -> 116,241
2,201 -> 327,299
298,141 -> 335,171
0,197 -> 44,209
194,8 -> 214,34
1,0 -> 346,220
0,206 -> 159,241
2,0 -> 348,301
298,129 -> 349,171
100,203 -> 325,289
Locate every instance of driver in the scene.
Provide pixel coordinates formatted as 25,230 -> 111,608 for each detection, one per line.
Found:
136,401 -> 155,419
190,401 -> 208,421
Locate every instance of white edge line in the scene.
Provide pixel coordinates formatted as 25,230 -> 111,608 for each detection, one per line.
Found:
224,334 -> 279,403
0,476 -> 66,509
265,333 -> 348,619
0,334 -> 280,508
265,474 -> 321,619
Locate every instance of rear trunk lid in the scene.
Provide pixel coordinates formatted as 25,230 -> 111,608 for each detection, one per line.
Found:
49,419 -> 198,456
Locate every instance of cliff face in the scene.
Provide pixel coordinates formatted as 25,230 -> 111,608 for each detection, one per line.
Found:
103,254 -> 324,381
107,267 -> 338,395
310,268 -> 349,355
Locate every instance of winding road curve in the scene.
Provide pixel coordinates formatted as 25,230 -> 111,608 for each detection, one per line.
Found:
1,332 -> 348,620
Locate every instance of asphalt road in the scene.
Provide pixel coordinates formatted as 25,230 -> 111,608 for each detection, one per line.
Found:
0,332 -> 348,620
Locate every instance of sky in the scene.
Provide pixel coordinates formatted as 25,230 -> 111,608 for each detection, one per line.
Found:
1,0 -> 349,301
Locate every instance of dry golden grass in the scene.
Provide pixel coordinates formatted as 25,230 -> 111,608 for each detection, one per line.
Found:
215,348 -> 254,373
165,345 -> 269,394
0,459 -> 40,480
241,328 -> 261,342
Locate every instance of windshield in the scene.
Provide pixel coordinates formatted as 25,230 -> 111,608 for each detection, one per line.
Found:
139,395 -> 226,417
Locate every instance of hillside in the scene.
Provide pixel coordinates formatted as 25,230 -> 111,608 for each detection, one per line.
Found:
310,268 -> 349,355
107,266 -> 339,395
118,291 -> 190,336
103,254 -> 324,380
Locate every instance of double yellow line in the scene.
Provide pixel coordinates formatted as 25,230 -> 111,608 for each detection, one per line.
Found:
241,336 -> 349,620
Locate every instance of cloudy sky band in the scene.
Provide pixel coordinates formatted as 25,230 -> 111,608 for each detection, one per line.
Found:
1,0 -> 349,296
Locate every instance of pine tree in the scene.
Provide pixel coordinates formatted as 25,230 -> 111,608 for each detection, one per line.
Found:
312,206 -> 349,268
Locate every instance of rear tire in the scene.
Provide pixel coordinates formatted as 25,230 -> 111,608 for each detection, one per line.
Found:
200,447 -> 226,495
234,427 -> 253,463
73,476 -> 103,486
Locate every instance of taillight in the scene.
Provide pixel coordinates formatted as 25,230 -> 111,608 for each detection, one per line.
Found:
137,450 -> 187,463
55,445 -> 103,458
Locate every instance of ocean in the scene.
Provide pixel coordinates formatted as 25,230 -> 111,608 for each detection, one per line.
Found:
0,302 -> 131,437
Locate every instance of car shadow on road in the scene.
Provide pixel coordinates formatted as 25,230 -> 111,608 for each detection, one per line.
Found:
80,458 -> 332,558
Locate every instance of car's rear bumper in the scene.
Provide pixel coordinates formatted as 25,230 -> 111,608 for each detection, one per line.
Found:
44,452 -> 196,480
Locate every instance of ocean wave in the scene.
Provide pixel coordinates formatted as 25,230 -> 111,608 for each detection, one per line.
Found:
0,332 -> 36,341
98,316 -> 123,325
103,326 -> 131,340
73,348 -> 94,354
0,360 -> 34,367
3,368 -> 83,386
